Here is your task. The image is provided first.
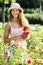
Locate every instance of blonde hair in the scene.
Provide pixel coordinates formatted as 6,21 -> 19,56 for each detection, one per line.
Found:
9,9 -> 29,27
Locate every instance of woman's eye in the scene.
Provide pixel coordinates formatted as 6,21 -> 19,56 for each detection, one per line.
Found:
12,10 -> 14,12
12,9 -> 19,12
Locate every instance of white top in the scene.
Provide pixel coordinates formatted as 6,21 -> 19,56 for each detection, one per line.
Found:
9,22 -> 27,49
9,22 -> 23,38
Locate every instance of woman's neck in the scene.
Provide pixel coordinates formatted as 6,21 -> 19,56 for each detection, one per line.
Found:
11,17 -> 22,27
11,17 -> 18,22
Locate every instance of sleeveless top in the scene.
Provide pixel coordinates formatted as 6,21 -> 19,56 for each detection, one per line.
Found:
8,22 -> 27,49
9,22 -> 23,38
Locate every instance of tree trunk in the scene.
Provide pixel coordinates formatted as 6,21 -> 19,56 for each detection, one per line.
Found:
40,0 -> 43,12
9,0 -> 11,6
40,0 -> 42,12
2,0 -> 5,24
41,0 -> 43,11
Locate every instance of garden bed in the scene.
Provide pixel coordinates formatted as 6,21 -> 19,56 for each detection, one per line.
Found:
0,23 -> 43,65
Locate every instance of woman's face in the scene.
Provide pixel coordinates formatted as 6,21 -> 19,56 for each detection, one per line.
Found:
11,8 -> 19,18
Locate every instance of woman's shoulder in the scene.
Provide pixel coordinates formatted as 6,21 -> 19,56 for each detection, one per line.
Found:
5,22 -> 11,29
22,17 -> 29,27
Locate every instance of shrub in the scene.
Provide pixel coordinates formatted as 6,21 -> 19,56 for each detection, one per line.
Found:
24,8 -> 40,13
25,13 -> 43,25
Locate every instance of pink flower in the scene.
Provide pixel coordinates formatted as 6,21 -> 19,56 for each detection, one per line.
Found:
5,50 -> 10,57
10,40 -> 15,45
19,58 -> 24,64
26,58 -> 32,64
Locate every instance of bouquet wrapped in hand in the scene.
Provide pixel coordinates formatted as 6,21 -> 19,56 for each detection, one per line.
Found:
23,26 -> 30,33
22,26 -> 30,39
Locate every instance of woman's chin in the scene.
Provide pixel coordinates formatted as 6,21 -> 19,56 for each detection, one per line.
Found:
13,16 -> 18,18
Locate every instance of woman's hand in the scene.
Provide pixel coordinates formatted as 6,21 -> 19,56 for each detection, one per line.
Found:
13,36 -> 23,42
22,31 -> 30,39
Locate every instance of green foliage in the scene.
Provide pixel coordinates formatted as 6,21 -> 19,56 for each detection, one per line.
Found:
24,8 -> 40,13
0,0 -> 2,2
0,23 -> 43,65
26,24 -> 43,60
0,0 -> 10,3
0,0 -> 40,8
24,12 -> 43,24
16,0 -> 40,8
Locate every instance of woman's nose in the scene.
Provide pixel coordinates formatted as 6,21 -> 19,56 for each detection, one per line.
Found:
14,11 -> 17,13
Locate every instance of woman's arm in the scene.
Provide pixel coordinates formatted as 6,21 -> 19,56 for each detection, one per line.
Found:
19,12 -> 30,39
4,23 -> 14,44
4,23 -> 21,44
21,18 -> 30,39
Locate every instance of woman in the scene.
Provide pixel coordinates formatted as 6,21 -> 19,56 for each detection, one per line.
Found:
4,3 -> 30,62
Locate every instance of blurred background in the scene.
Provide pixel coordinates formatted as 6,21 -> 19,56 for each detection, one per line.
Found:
0,0 -> 43,24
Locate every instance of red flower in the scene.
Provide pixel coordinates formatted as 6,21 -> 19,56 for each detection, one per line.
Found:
23,26 -> 30,31
5,50 -> 10,57
26,58 -> 32,64
23,26 -> 30,34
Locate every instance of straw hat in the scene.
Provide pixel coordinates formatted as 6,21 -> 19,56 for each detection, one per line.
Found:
8,3 -> 24,12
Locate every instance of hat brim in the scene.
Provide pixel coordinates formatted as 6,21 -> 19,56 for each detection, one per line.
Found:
8,7 -> 24,12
